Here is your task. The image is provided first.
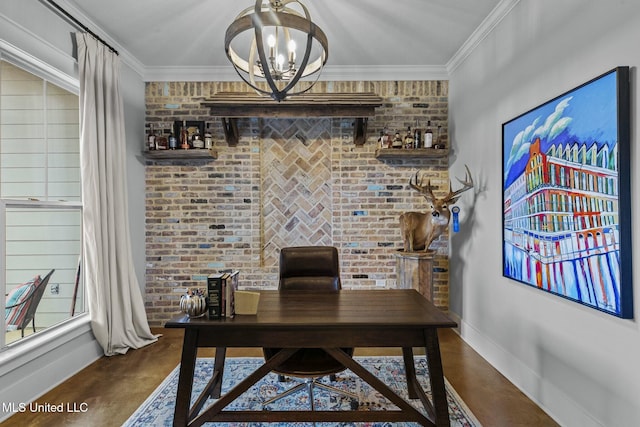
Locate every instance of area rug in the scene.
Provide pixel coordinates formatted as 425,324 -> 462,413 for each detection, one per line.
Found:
123,356 -> 481,427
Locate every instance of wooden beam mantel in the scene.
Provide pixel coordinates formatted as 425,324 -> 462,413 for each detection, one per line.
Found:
202,92 -> 382,146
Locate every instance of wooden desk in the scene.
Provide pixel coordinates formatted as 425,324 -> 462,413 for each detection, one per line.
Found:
166,289 -> 457,427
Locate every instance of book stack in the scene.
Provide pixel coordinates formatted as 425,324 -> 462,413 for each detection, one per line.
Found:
207,271 -> 239,318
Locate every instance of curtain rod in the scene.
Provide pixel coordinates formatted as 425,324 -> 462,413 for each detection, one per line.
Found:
41,0 -> 119,56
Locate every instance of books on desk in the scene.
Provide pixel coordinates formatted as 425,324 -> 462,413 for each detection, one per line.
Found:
207,271 -> 239,318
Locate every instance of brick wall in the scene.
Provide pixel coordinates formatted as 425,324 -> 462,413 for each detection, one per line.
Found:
144,80 -> 452,326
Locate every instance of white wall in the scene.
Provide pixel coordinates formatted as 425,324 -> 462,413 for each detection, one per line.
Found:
449,1 -> 640,426
121,58 -> 147,292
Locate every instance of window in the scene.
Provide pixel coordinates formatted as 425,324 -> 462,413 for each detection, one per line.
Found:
1,57 -> 84,348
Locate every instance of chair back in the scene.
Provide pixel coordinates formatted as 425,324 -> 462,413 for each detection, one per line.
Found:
19,269 -> 55,330
266,246 -> 352,378
279,246 -> 341,291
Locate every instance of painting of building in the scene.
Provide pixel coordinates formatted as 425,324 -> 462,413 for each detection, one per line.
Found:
502,68 -> 631,317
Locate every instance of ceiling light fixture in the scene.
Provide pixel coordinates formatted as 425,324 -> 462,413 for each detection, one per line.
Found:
225,0 -> 328,102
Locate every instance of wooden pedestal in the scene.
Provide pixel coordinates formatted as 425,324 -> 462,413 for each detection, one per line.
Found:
395,250 -> 435,302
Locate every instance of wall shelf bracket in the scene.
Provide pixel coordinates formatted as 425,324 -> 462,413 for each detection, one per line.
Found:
221,118 -> 239,146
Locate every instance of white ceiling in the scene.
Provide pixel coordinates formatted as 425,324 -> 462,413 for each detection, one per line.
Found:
60,0 -> 511,81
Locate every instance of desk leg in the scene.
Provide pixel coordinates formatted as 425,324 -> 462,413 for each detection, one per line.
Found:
173,329 -> 198,427
211,347 -> 226,398
424,328 -> 450,427
402,347 -> 420,400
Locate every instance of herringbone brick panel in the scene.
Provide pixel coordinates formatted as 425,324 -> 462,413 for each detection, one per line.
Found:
261,118 -> 333,265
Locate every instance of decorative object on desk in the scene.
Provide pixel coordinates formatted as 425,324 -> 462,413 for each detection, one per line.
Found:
224,0 -> 329,102
502,66 -> 632,318
234,291 -> 260,315
122,356 -> 482,427
179,289 -> 207,318
400,165 -> 474,252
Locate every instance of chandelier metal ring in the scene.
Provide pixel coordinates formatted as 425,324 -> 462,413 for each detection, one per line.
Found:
225,0 -> 329,102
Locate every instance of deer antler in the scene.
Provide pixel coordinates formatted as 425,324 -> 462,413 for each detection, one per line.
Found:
409,170 -> 436,202
443,164 -> 474,203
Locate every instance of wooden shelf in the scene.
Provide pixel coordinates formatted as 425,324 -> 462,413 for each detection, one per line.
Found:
202,92 -> 383,146
142,149 -> 218,161
375,148 -> 449,159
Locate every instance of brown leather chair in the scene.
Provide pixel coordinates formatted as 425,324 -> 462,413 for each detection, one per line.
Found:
262,246 -> 358,409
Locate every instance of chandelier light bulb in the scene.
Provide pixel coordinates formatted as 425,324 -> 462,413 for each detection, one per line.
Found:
288,39 -> 296,62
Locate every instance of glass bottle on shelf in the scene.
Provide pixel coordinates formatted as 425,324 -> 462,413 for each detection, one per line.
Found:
155,126 -> 168,150
404,126 -> 414,149
391,131 -> 403,148
413,121 -> 421,149
180,120 -> 189,150
424,120 -> 433,148
147,124 -> 156,150
436,125 -> 444,149
382,127 -> 391,148
192,127 -> 204,149
168,131 -> 178,150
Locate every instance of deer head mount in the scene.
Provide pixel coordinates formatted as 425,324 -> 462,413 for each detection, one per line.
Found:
400,165 -> 474,252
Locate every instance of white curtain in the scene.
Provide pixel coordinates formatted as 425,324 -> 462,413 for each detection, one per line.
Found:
76,33 -> 157,356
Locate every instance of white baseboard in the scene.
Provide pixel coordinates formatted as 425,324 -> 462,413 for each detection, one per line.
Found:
454,316 -> 603,427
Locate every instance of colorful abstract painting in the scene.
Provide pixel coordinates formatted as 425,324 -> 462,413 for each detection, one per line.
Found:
502,67 -> 633,318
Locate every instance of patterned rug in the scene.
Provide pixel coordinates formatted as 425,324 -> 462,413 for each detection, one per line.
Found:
123,356 -> 481,427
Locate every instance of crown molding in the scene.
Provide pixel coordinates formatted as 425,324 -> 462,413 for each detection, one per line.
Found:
447,0 -> 521,74
143,64 -> 450,83
319,65 -> 449,82
45,0 -> 146,78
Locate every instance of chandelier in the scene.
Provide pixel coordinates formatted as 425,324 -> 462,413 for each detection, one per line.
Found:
225,0 -> 328,102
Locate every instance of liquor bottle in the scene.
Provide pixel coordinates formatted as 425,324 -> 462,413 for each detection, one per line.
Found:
391,131 -> 403,148
404,126 -> 414,149
180,120 -> 189,149
156,131 -> 168,150
382,127 -> 391,148
192,127 -> 204,149
424,121 -> 433,148
147,124 -> 156,150
168,132 -> 178,150
413,123 -> 421,149
436,125 -> 444,149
